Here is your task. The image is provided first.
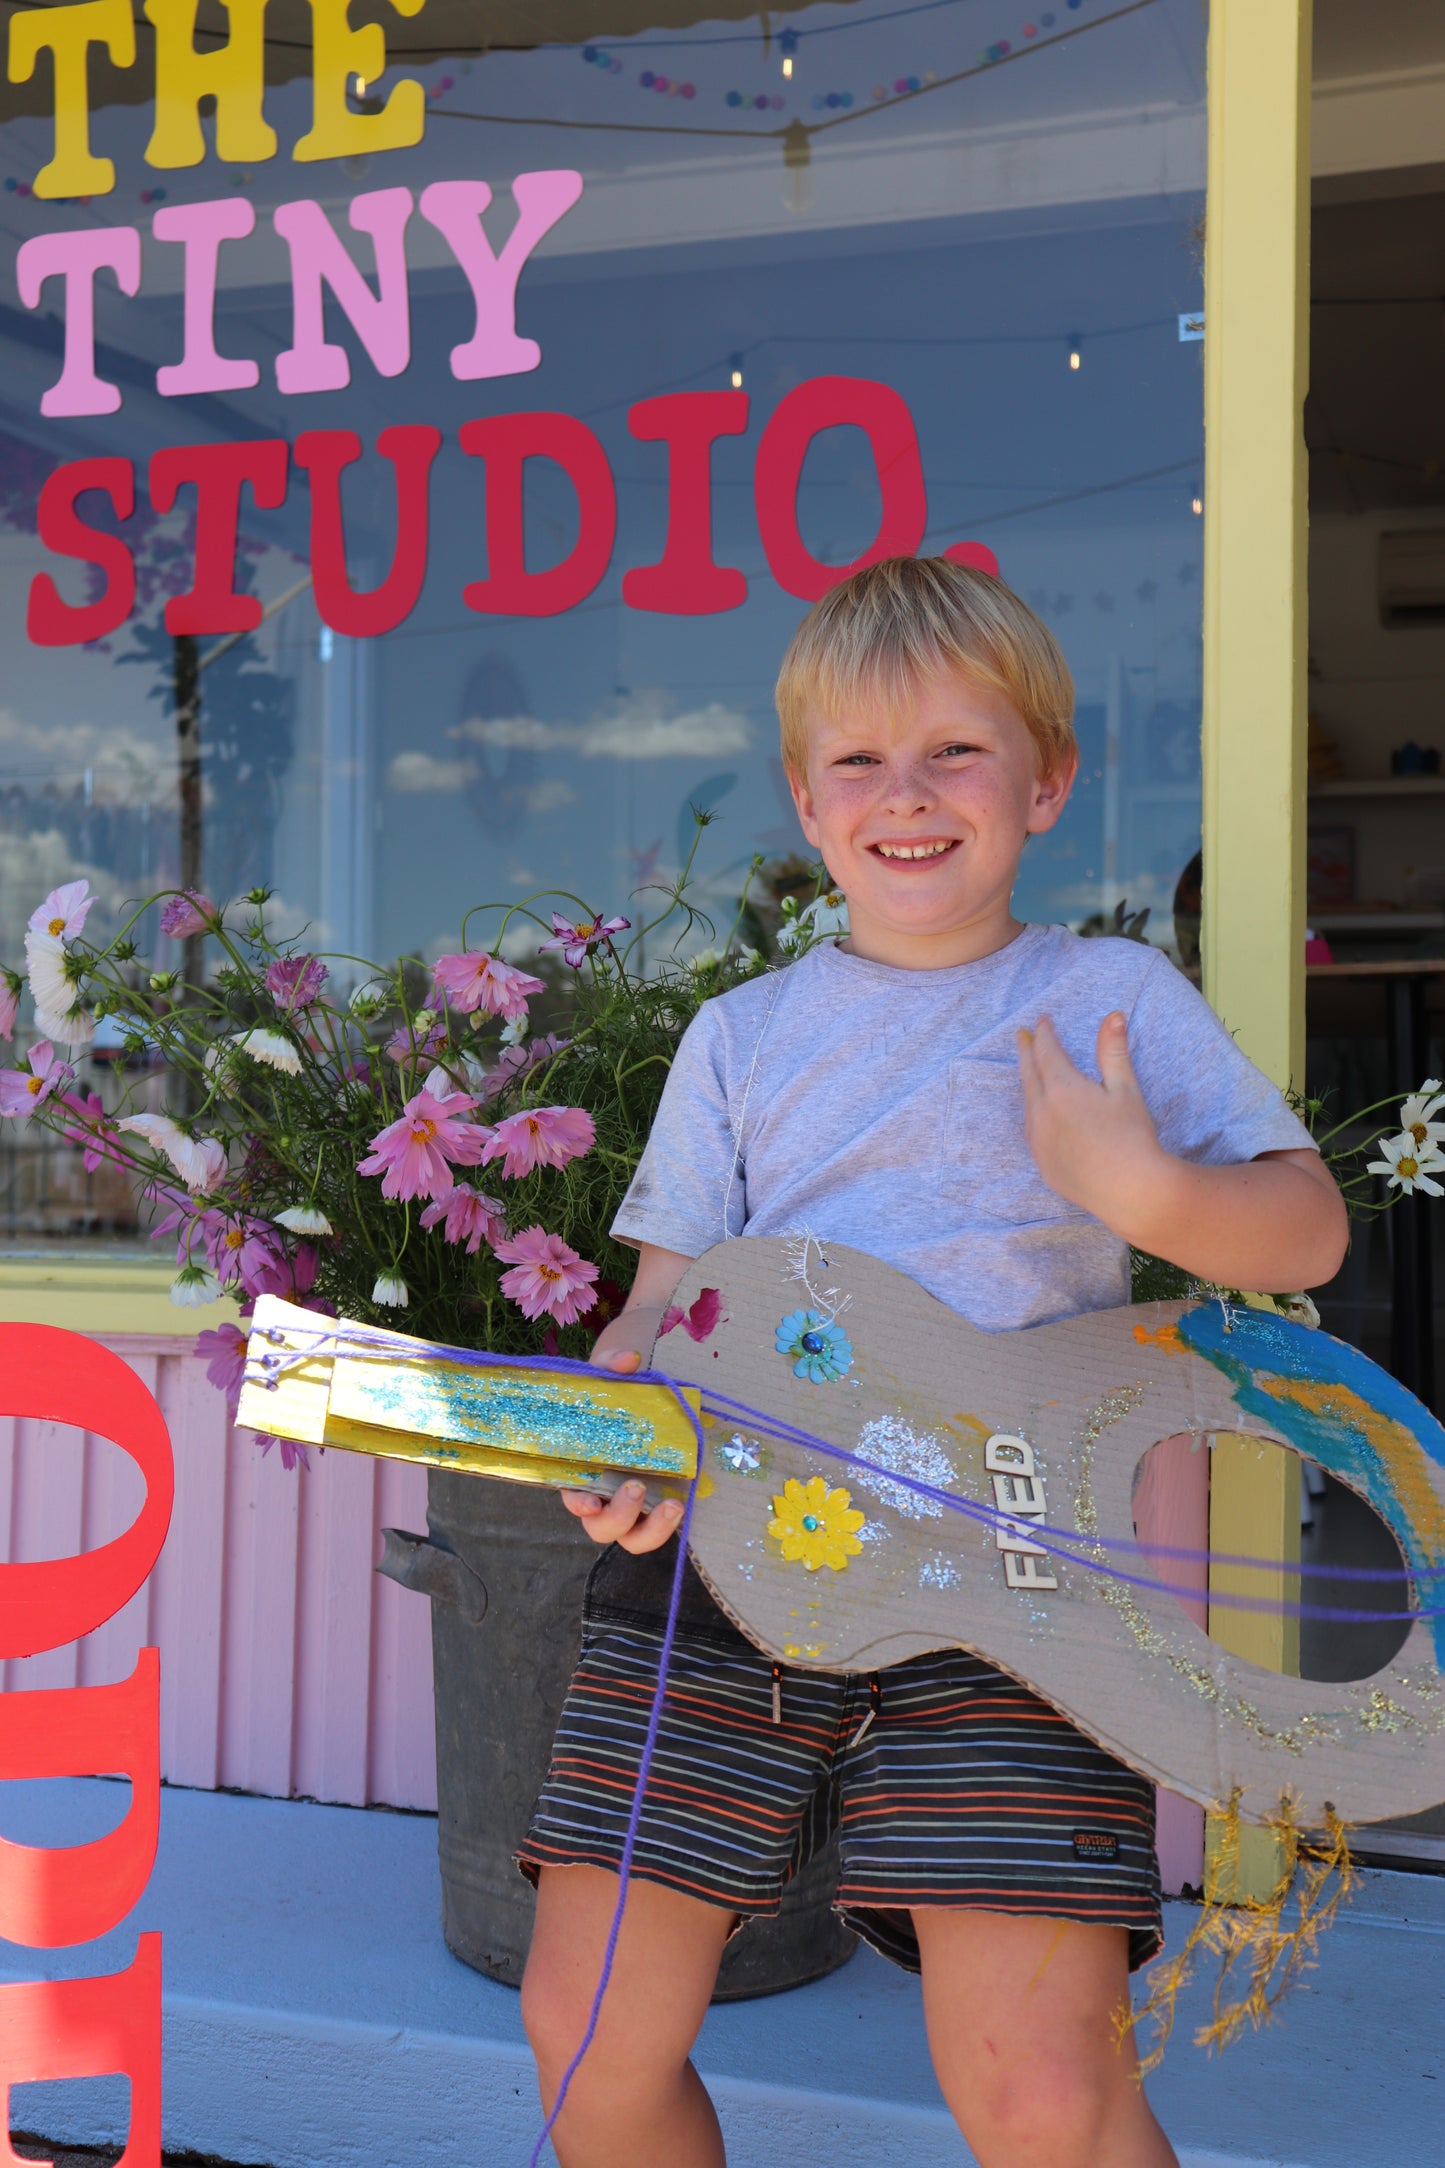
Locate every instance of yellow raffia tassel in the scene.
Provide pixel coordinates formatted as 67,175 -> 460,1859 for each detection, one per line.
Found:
1120,1793 -> 1358,2077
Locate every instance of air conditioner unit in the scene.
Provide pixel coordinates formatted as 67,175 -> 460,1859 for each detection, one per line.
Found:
1379,530 -> 1445,627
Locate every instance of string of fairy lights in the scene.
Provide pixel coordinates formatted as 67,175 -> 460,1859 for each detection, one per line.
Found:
0,0 -> 1156,202
579,2 -> 1087,113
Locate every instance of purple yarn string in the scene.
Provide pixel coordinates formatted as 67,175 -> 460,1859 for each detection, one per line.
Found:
250,1325 -> 1445,1618
525,1402 -> 702,2168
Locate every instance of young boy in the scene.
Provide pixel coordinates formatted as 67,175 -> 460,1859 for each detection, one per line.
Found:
519,557 -> 1347,2168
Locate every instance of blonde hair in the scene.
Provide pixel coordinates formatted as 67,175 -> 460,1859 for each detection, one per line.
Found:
775,556 -> 1076,780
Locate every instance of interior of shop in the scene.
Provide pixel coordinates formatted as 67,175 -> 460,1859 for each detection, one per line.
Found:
1299,0 -> 1445,1859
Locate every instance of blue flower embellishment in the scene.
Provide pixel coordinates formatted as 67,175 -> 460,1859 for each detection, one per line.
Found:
776,1308 -> 853,1383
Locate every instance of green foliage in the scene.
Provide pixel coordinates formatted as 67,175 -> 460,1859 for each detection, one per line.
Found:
19,817 -> 769,1355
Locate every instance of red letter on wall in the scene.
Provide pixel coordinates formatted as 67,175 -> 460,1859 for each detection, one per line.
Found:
296,424 -> 441,636
459,412 -> 616,617
0,1937 -> 161,2168
148,439 -> 289,634
945,541 -> 1001,577
26,458 -> 136,647
754,377 -> 927,601
0,1654 -> 159,1947
0,1327 -> 173,1660
622,391 -> 749,614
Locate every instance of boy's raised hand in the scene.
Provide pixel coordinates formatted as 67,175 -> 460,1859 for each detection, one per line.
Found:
1017,1010 -> 1165,1233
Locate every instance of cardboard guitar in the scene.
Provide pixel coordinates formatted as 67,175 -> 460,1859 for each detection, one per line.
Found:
241,1237 -> 1445,1828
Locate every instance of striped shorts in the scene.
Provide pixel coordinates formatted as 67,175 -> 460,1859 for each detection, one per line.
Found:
520,1562 -> 1163,1974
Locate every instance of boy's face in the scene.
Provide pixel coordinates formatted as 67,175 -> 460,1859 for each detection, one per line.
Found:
788,670 -> 1076,967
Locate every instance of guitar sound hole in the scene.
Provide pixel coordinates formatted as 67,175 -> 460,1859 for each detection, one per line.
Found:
1298,1467 -> 1411,1684
1134,1437 -> 1410,1683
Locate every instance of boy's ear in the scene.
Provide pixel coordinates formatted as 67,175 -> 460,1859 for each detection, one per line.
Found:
787,763 -> 822,848
1026,750 -> 1078,836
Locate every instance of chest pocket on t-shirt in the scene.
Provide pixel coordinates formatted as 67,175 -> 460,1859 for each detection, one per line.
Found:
942,1054 -> 1077,1225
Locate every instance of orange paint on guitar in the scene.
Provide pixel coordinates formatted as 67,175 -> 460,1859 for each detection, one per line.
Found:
1133,1322 -> 1185,1356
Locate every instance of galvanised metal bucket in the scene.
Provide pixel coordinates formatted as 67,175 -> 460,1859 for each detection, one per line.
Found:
380,1469 -> 856,1998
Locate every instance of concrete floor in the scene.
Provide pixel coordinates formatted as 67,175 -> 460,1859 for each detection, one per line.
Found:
2,1779 -> 1442,2168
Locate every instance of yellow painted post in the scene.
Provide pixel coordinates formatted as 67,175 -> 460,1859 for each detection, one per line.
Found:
1200,0 -> 1313,1898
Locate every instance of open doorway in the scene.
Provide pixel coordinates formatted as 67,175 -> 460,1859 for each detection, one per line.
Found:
1307,0 -> 1445,1869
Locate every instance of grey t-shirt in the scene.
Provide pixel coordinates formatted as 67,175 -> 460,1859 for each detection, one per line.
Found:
613,925 -> 1316,1331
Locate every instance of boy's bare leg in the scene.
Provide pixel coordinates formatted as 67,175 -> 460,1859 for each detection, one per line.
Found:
522,1864 -> 734,2168
912,1909 -> 1178,2168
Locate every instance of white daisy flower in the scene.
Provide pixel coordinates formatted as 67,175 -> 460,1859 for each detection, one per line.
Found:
275,1204 -> 333,1236
778,889 -> 849,956
170,1263 -> 223,1307
116,1113 -> 227,1193
1366,1131 -> 1445,1198
233,1028 -> 303,1074
499,1011 -> 529,1045
1277,1292 -> 1321,1330
372,1273 -> 409,1307
1398,1083 -> 1445,1153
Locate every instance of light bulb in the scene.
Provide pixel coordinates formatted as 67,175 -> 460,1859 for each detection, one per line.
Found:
355,75 -> 367,96
1068,345 -> 1082,372
1192,495 -> 1203,516
730,354 -> 744,389
782,54 -> 793,77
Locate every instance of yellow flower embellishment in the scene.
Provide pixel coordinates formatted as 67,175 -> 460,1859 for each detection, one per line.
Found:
768,1476 -> 865,1572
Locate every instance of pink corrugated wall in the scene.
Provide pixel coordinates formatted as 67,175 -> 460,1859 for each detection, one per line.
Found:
0,1334 -> 437,1810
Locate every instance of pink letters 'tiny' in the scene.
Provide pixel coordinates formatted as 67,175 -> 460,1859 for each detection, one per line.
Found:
419,170 -> 582,380
153,197 -> 260,397
16,228 -> 141,417
272,187 -> 413,395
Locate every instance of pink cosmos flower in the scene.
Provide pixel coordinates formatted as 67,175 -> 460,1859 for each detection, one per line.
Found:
246,1242 -> 322,1303
195,1320 -> 248,1415
356,1085 -> 489,1202
0,976 -> 19,1041
479,1104 -> 595,1180
540,911 -> 630,969
256,1433 -> 310,1472
384,1018 -> 446,1068
60,1090 -> 123,1172
478,1034 -> 570,1104
659,1287 -> 726,1343
0,1040 -> 73,1119
28,879 -> 93,942
419,1183 -> 507,1255
492,1226 -> 599,1325
160,889 -> 214,939
201,1210 -> 283,1292
432,951 -> 544,1020
265,954 -> 329,1013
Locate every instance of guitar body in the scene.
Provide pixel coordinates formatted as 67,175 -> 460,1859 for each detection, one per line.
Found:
658,1239 -> 1445,1829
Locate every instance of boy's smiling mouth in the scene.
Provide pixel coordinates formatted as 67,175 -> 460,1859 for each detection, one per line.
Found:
872,839 -> 958,862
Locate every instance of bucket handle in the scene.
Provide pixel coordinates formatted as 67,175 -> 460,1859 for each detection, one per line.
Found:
377,1527 -> 489,1624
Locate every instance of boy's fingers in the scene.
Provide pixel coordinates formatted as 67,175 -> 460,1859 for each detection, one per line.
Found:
1095,1011 -> 1138,1093
617,1496 -> 685,1555
562,1480 -> 646,1543
590,1346 -> 643,1373
1027,1014 -> 1083,1088
560,1481 -> 684,1551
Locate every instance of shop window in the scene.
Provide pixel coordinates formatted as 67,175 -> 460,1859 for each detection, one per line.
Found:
0,0 -> 1207,1241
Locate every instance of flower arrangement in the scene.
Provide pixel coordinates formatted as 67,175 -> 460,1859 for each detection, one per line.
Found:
1,834 -> 1439,1466
0,819 -> 778,1461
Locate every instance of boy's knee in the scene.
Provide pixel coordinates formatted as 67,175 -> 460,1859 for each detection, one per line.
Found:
953,2043 -> 1142,2168
520,1948 -> 591,2076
